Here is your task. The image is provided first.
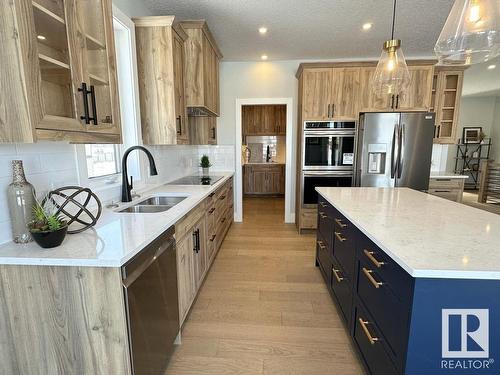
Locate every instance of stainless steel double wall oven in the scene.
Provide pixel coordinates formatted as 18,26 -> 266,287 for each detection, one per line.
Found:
301,121 -> 356,206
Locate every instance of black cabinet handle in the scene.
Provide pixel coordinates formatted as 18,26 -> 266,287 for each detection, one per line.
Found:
192,229 -> 200,253
78,83 -> 90,124
192,230 -> 197,253
89,85 -> 97,125
176,116 -> 182,135
211,126 -> 216,139
208,207 -> 215,214
395,94 -> 400,109
210,234 -> 216,242
390,94 -> 395,110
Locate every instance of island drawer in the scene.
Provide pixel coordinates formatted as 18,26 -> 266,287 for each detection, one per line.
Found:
317,204 -> 334,251
333,226 -> 356,280
357,257 -> 411,368
428,177 -> 463,189
353,303 -> 398,375
316,233 -> 332,283
330,256 -> 353,325
357,234 -> 413,303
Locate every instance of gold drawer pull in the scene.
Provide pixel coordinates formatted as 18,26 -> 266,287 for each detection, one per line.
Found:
317,240 -> 326,250
319,212 -> 327,219
319,201 -> 327,208
362,267 -> 383,289
363,249 -> 385,268
334,232 -> 347,242
358,318 -> 379,345
332,268 -> 344,282
334,218 -> 347,228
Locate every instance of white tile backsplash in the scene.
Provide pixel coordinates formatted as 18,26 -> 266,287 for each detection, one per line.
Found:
0,142 -> 235,245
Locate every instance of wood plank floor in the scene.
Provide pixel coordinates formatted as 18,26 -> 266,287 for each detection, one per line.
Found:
165,197 -> 364,374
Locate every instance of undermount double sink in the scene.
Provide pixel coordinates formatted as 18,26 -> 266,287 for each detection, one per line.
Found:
118,195 -> 188,213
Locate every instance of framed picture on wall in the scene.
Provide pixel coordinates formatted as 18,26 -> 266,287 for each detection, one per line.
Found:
463,127 -> 482,144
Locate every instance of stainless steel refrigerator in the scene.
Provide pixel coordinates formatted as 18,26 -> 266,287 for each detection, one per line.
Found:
355,112 -> 435,190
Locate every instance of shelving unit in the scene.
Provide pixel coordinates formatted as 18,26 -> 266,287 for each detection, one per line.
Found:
454,139 -> 492,190
432,69 -> 464,144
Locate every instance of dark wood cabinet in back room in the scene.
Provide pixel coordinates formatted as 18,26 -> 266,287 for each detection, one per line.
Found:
243,164 -> 285,195
242,105 -> 286,137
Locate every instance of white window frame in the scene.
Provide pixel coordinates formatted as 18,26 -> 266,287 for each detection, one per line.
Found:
76,5 -> 143,193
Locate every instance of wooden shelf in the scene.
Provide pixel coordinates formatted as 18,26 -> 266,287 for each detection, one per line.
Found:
32,1 -> 65,25
85,34 -> 106,50
89,73 -> 109,85
39,54 -> 71,85
39,53 -> 70,70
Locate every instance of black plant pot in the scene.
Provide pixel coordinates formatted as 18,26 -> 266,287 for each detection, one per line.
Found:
30,226 -> 68,248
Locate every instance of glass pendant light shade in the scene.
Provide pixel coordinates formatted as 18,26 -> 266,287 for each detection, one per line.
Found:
372,39 -> 411,96
435,0 -> 500,65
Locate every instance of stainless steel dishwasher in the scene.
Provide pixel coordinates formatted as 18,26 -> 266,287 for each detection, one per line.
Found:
122,226 -> 179,375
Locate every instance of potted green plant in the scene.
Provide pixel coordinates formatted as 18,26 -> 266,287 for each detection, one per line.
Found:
200,155 -> 212,177
28,197 -> 68,248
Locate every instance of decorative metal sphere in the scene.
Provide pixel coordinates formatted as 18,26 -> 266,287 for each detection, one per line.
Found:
42,186 -> 102,234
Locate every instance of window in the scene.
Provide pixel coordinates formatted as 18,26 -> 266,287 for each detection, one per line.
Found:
85,144 -> 121,178
76,7 -> 142,189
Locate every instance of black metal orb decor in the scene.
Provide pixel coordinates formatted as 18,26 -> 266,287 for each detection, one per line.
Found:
43,186 -> 102,234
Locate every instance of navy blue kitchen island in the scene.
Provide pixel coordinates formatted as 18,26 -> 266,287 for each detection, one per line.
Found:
315,187 -> 500,375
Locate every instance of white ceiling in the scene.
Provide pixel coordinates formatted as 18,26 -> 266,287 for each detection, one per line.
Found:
143,0 -> 455,61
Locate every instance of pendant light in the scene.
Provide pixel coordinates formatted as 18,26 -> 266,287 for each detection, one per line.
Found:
372,0 -> 411,96
435,0 -> 500,65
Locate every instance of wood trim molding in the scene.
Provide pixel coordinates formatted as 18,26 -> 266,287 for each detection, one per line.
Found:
132,15 -> 175,27
295,59 -> 440,78
180,20 -> 223,58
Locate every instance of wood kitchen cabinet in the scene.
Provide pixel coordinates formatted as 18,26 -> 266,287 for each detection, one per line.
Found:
175,177 -> 233,326
188,116 -> 217,144
431,68 -> 464,144
1,0 -> 121,143
181,20 -> 222,116
359,65 -> 434,112
134,16 -> 189,145
244,164 -> 285,195
176,230 -> 196,323
242,105 -> 286,136
301,67 -> 361,121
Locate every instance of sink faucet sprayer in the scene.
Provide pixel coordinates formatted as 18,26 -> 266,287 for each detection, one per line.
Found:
121,146 -> 158,202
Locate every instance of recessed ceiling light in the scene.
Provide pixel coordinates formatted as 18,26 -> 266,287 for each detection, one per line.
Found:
488,64 -> 496,70
362,23 -> 373,31
37,35 -> 46,40
259,27 -> 268,35
261,54 -> 268,60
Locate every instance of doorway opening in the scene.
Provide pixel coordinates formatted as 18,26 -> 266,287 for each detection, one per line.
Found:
235,98 -> 294,224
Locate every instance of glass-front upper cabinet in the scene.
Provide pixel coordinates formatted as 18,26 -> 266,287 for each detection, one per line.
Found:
76,0 -> 121,136
1,0 -> 121,143
31,0 -> 86,133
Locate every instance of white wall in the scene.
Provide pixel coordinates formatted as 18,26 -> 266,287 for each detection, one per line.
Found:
218,60 -> 300,215
440,96 -> 498,171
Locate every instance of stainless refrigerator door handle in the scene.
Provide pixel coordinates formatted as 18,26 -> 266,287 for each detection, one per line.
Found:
398,123 -> 405,178
390,123 -> 398,179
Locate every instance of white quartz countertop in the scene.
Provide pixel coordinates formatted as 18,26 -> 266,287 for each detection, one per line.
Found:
430,172 -> 468,179
316,187 -> 500,280
0,173 -> 234,268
